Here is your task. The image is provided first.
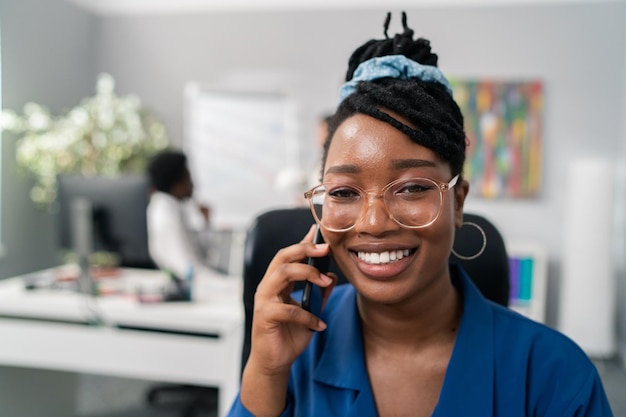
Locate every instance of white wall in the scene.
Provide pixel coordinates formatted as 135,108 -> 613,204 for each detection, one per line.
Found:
618,23 -> 626,364
0,0 -> 96,277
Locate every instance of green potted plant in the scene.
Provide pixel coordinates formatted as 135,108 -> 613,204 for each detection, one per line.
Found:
0,72 -> 169,207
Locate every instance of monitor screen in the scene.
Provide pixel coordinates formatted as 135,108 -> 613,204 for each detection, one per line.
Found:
57,175 -> 155,269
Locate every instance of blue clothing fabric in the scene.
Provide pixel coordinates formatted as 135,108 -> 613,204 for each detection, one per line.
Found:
228,264 -> 613,416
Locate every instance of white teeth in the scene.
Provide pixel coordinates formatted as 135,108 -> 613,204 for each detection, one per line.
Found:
380,252 -> 389,263
357,250 -> 411,265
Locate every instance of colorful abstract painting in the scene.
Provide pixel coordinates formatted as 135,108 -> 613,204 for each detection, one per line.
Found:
449,80 -> 543,199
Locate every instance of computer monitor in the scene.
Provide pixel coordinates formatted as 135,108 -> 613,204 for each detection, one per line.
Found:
56,175 -> 156,269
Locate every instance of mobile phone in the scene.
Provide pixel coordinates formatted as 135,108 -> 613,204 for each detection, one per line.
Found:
301,225 -> 330,317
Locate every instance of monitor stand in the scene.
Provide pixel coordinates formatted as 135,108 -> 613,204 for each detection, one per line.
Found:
70,197 -> 94,295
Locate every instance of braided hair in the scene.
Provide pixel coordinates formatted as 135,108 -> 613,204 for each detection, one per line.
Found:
322,12 -> 466,180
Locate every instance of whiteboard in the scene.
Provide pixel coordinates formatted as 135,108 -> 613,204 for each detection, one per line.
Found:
184,84 -> 301,230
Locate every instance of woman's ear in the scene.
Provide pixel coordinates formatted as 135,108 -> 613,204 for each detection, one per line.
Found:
454,179 -> 470,228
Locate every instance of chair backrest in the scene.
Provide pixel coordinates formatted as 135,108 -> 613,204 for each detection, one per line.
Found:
240,208 -> 509,372
449,212 -> 510,307
240,208 -> 345,371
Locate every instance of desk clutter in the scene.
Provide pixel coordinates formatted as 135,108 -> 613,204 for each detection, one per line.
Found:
0,266 -> 244,417
21,264 -> 193,303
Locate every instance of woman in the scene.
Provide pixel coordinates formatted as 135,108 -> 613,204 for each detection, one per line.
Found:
229,13 -> 613,417
147,149 -> 211,281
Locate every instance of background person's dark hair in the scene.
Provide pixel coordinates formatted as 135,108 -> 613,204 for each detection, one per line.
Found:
147,149 -> 189,193
323,12 -> 467,178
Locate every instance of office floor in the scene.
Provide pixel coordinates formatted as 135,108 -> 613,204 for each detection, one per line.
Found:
77,357 -> 625,417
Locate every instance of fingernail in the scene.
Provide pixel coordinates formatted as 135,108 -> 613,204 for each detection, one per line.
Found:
320,273 -> 332,284
310,321 -> 327,332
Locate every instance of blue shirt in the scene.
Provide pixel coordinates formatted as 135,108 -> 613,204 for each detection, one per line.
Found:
228,264 -> 613,416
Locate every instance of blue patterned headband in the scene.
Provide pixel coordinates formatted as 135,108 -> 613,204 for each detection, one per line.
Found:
338,54 -> 453,104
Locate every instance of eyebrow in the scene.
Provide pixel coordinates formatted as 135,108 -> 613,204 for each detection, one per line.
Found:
325,159 -> 437,176
390,159 -> 438,170
324,164 -> 361,175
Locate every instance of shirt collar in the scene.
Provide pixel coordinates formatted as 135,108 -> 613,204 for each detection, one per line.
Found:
434,263 -> 495,415
313,285 -> 369,390
312,264 -> 496,414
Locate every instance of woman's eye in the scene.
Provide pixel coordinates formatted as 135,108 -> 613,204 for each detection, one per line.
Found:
328,187 -> 360,201
397,181 -> 434,195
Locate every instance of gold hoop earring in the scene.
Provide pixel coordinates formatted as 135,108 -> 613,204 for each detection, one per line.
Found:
451,221 -> 487,261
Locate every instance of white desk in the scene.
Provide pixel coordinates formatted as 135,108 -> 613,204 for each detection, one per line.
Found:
0,266 -> 243,417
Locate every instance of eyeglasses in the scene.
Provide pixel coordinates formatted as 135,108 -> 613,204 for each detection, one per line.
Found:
304,175 -> 459,232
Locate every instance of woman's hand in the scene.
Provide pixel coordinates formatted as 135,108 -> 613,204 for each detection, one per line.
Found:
197,203 -> 211,223
240,225 -> 336,416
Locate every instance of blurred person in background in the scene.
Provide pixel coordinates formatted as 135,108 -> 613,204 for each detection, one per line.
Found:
146,149 -> 212,282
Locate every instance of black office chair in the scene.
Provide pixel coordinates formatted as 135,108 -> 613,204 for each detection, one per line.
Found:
450,212 -> 510,307
146,384 -> 217,417
241,207 -> 348,373
241,208 -> 510,372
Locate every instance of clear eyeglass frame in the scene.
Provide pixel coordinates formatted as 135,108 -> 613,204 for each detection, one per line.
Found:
303,174 -> 459,232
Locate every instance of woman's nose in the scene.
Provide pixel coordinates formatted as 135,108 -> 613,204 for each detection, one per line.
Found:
354,194 -> 398,235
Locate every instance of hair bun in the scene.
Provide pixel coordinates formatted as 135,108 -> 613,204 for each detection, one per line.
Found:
345,12 -> 439,81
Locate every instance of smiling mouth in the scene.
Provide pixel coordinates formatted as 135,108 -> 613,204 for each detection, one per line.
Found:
356,249 -> 416,265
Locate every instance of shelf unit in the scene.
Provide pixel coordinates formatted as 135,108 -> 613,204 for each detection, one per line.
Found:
506,243 -> 548,323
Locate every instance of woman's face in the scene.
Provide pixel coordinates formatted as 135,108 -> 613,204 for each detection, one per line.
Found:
322,113 -> 468,306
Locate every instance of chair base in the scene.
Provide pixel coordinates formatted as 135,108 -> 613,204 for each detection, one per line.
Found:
146,384 -> 218,417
